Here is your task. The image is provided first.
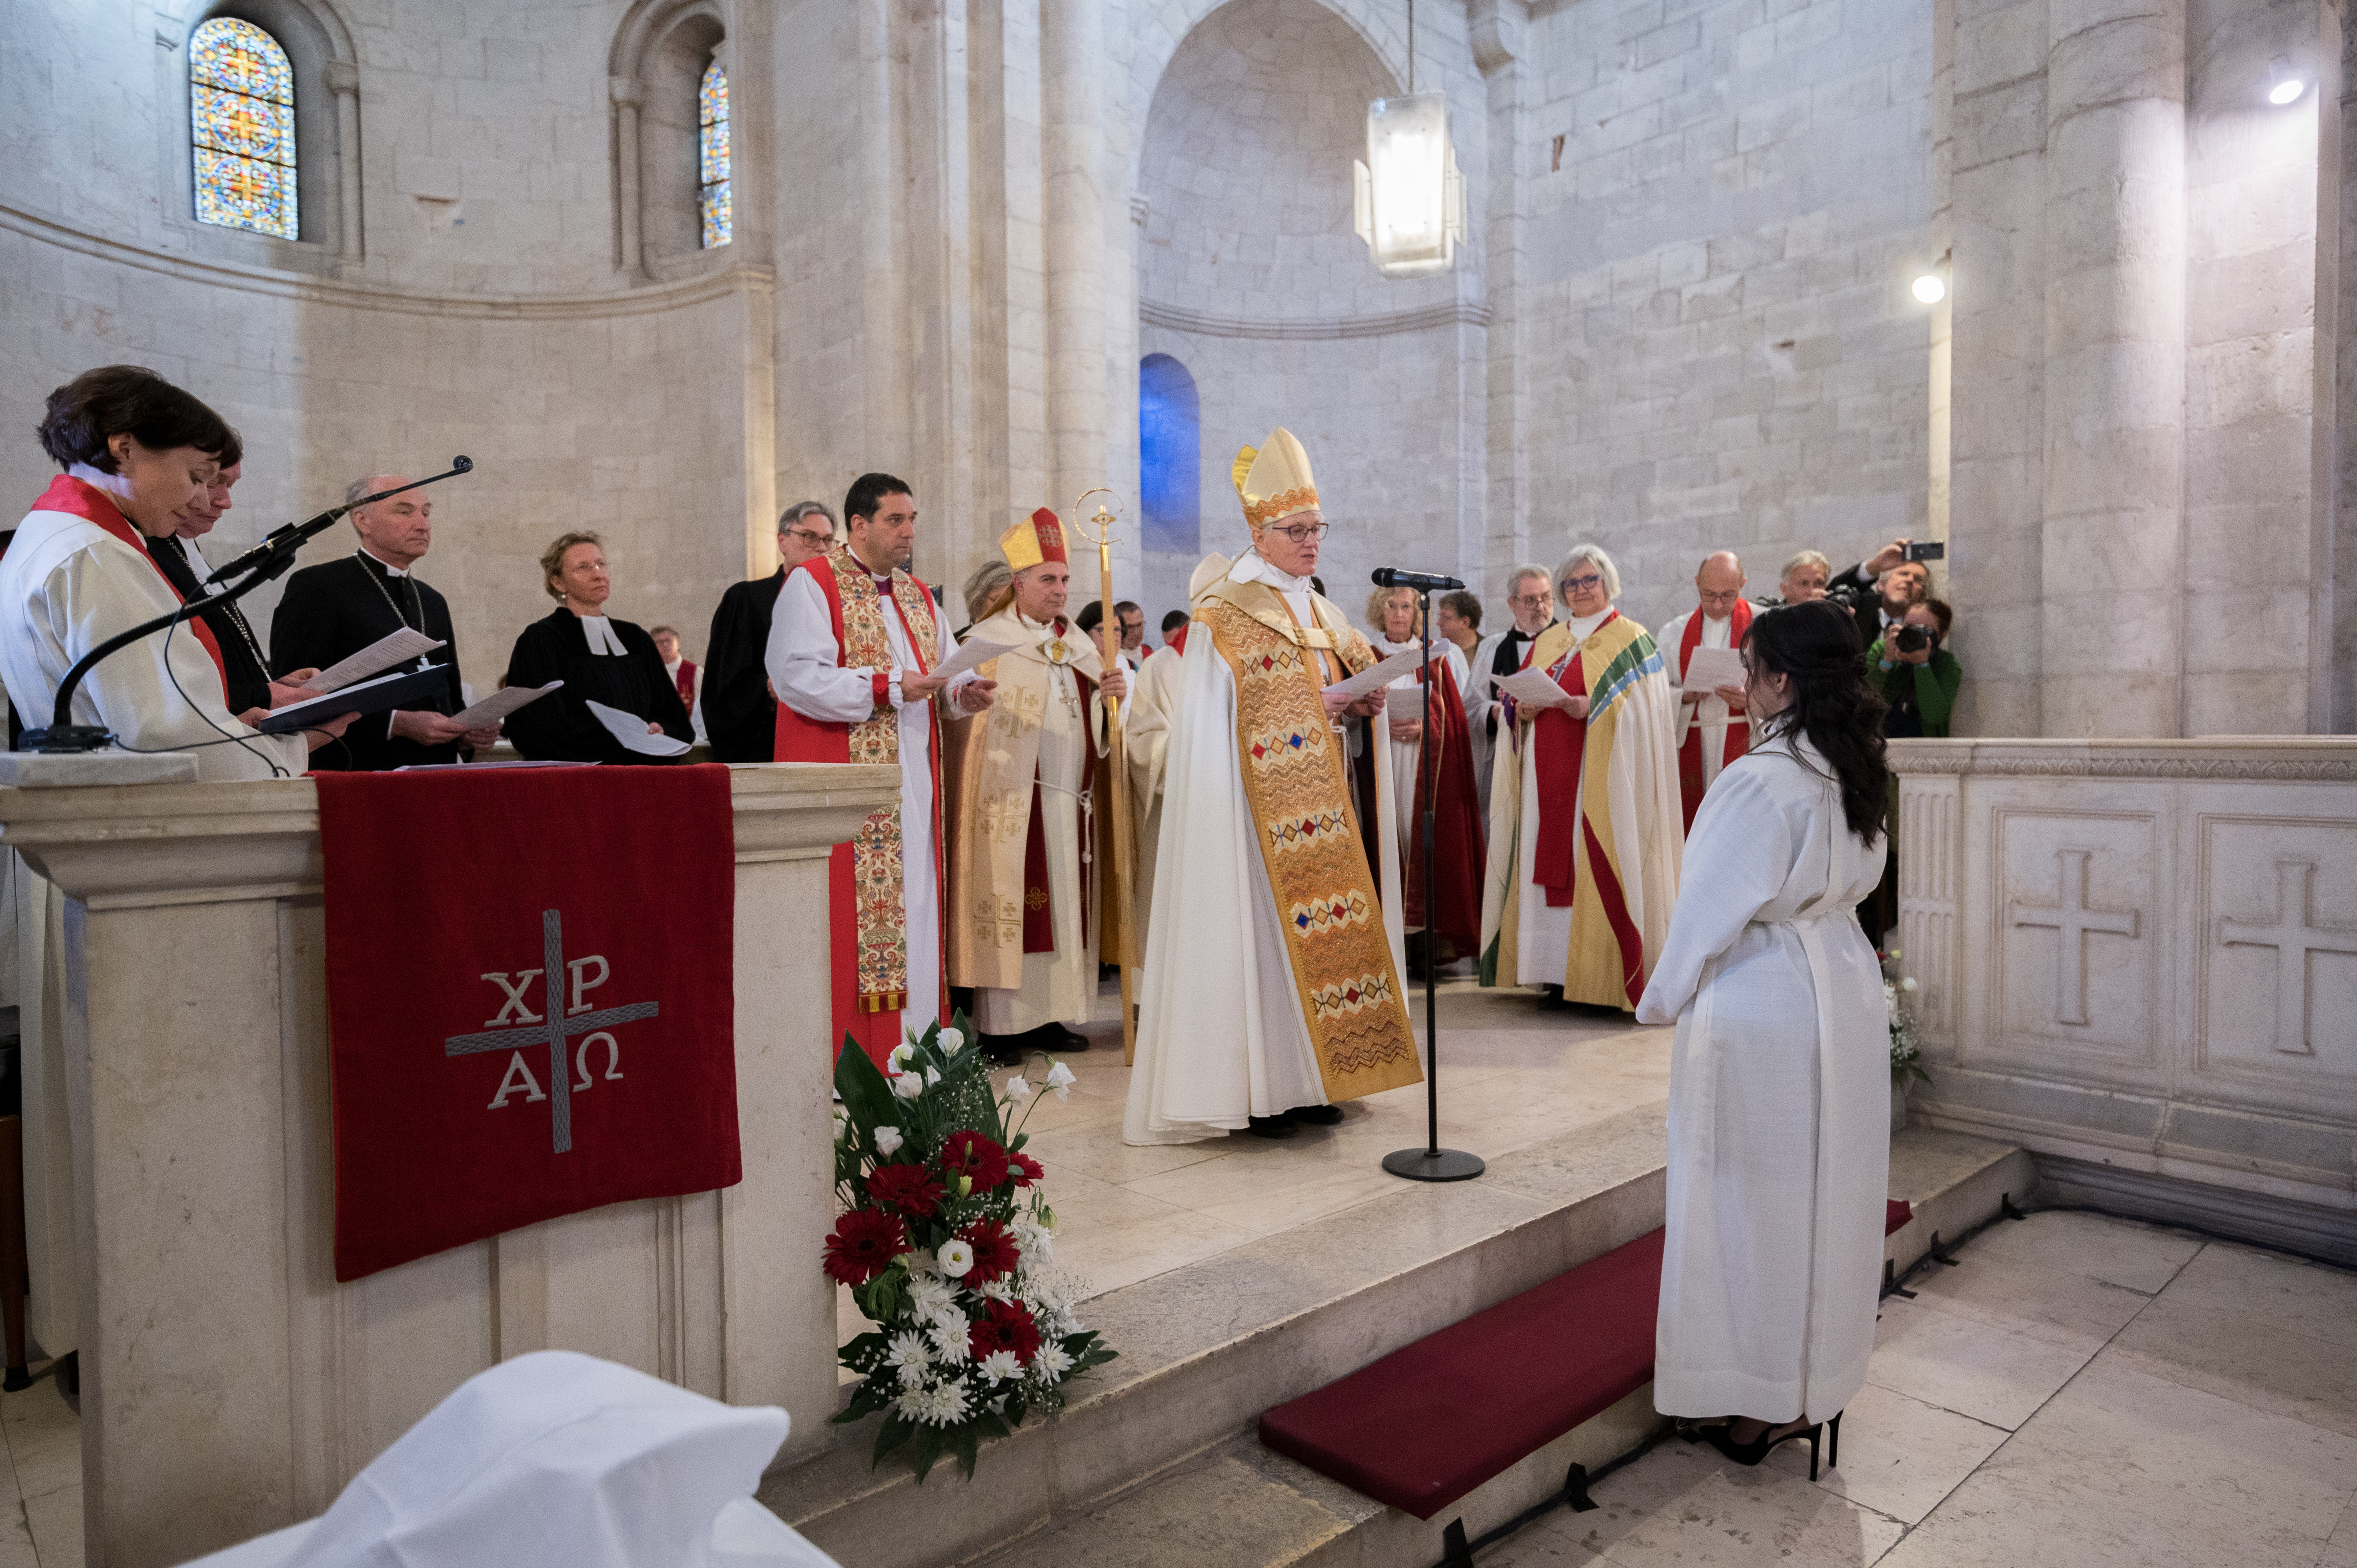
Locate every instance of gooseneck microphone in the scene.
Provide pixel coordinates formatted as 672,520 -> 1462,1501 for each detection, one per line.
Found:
1370,567 -> 1466,591
203,457 -> 475,587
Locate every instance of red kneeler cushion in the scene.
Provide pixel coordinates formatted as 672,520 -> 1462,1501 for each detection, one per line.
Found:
1258,1229 -> 1666,1521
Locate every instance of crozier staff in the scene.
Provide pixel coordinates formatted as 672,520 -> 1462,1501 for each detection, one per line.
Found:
0,365 -> 356,780
1634,600 -> 1892,1470
503,531 -> 693,764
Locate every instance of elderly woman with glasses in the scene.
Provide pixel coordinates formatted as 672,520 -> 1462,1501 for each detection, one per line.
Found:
1477,543 -> 1684,1013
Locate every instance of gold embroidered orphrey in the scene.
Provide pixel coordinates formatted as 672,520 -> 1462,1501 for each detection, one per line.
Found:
1201,582 -> 1421,1101
826,546 -> 941,1013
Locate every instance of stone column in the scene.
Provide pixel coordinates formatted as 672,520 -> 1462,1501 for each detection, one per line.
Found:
326,60 -> 361,259
2040,0 -> 2187,736
611,76 -> 646,279
1041,0 -> 1107,518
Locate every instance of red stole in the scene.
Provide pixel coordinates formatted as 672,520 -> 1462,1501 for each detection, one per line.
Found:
32,475 -> 229,692
1528,612 -> 1614,909
771,559 -> 946,1065
1674,600 -> 1752,832
1400,656 -> 1486,954
672,658 -> 697,707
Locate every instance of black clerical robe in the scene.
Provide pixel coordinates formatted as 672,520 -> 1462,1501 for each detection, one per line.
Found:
702,567 -> 784,762
147,534 -> 274,714
270,550 -> 468,770
503,607 -> 693,765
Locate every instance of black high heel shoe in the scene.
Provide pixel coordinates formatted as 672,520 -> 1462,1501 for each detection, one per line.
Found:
1702,1410 -> 1843,1481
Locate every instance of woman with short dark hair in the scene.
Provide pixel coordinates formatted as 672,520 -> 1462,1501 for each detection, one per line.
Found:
0,365 -> 352,778
1634,599 -> 1891,1473
502,531 -> 692,764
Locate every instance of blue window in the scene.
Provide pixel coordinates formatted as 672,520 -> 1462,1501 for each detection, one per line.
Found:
1140,354 -> 1200,555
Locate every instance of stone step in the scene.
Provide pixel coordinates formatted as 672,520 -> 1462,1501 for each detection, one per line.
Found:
1885,1124 -> 2038,1279
759,1101 -> 1673,1568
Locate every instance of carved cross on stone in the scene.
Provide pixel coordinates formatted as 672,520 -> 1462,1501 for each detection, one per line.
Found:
2008,848 -> 2138,1027
2219,860 -> 2357,1056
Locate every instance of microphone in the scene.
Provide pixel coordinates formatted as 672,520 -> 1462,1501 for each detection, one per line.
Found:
1371,567 -> 1465,591
203,457 -> 475,586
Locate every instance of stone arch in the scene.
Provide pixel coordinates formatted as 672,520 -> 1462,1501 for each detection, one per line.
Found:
608,0 -> 729,279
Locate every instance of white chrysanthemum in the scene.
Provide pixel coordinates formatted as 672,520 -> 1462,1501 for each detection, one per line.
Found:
938,1027 -> 965,1052
927,1301 -> 968,1337
899,1379 -> 973,1427
886,1330 -> 931,1369
979,1277 -> 1016,1303
1005,1074 -> 1032,1101
929,1324 -> 973,1365
899,1244 -> 938,1279
939,1238 -> 975,1277
1031,1341 -> 1075,1383
979,1349 -> 1022,1383
873,1125 -> 905,1156
908,1276 -> 955,1315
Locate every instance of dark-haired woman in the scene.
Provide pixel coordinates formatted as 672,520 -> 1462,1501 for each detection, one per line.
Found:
1634,598 -> 1890,1472
0,365 -> 354,780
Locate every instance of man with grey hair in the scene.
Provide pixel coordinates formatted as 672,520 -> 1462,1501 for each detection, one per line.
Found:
1464,564 -> 1556,810
703,499 -> 838,762
1479,542 -> 1682,1013
269,470 -> 498,769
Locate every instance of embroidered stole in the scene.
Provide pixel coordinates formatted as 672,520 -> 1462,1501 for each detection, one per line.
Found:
1200,579 -> 1421,1102
1674,600 -> 1752,830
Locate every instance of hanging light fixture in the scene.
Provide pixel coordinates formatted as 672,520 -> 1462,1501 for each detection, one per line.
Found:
2267,54 -> 2306,106
1353,0 -> 1462,279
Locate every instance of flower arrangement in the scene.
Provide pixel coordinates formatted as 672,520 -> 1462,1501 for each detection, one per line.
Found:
1880,948 -> 1928,1087
825,1015 -> 1116,1481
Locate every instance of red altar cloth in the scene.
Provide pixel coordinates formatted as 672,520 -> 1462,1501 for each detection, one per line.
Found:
317,764 -> 742,1281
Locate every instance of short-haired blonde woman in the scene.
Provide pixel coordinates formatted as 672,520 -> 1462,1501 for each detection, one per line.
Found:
503,531 -> 692,763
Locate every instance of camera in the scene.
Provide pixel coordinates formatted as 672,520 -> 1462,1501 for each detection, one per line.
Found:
1894,624 -> 1934,654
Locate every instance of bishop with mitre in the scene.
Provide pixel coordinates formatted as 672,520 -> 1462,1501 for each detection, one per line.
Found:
1124,428 -> 1423,1145
769,473 -> 994,1066
1479,544 -> 1682,1011
945,508 -> 1128,1060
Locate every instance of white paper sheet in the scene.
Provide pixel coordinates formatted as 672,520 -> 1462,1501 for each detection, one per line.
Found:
928,637 -> 1023,681
1681,644 -> 1746,695
299,628 -> 447,693
1320,646 -> 1433,702
585,698 -> 692,756
449,681 -> 561,729
1494,666 -> 1581,709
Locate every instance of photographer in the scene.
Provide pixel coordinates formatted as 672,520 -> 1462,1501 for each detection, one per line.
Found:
1867,598 -> 1960,738
1823,541 -> 1930,652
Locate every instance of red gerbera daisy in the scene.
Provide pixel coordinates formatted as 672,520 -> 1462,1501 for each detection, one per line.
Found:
822,1208 -> 907,1286
866,1164 -> 946,1217
960,1218 -> 1022,1284
1008,1150 -> 1045,1189
967,1299 -> 1043,1365
939,1130 -> 1011,1191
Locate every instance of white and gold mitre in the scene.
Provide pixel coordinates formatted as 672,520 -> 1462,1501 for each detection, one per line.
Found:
1232,427 -> 1319,530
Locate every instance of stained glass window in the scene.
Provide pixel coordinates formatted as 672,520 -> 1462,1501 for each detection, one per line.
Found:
698,59 -> 731,249
191,18 -> 298,240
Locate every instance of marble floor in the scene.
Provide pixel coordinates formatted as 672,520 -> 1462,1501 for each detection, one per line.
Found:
841,977 -> 1677,1348
0,1369 -> 80,1568
1478,1209 -> 2357,1568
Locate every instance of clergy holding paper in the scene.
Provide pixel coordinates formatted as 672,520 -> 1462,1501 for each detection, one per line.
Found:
1124,427 -> 1423,1145
770,473 -> 995,1066
1658,551 -> 1753,832
944,508 -> 1127,1060
1479,544 -> 1682,1011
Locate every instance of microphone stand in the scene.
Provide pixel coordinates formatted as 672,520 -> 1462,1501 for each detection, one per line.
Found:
1382,584 -> 1484,1183
21,459 -> 475,753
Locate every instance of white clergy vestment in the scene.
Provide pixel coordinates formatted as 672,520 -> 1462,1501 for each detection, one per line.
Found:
1658,608 -> 1750,796
1635,732 -> 1890,1424
766,570 -> 977,1033
1371,635 -> 1469,866
1123,641 -> 1187,957
1123,556 -> 1407,1145
975,611 -> 1107,1034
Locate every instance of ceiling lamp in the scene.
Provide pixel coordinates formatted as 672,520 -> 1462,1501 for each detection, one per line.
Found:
1352,2 -> 1461,279
2269,55 -> 2305,105
1912,273 -> 1947,304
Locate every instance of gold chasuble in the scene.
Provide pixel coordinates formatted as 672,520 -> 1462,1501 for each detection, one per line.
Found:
1196,577 -> 1422,1101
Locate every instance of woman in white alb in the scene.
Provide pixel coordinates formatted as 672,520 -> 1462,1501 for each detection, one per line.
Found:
1366,583 -> 1469,856
1634,599 -> 1892,1472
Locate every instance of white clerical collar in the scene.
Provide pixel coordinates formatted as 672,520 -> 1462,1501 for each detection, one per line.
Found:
576,614 -> 628,656
358,546 -> 411,578
65,462 -> 135,504
1231,551 -> 1316,595
1375,635 -> 1421,654
1565,608 -> 1612,639
663,657 -> 684,677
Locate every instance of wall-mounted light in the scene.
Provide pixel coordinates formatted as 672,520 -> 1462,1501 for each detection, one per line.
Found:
1912,273 -> 1948,305
2268,55 -> 2305,106
1354,92 -> 1463,279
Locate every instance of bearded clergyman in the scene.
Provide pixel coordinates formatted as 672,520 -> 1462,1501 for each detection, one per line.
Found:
1123,427 -> 1424,1144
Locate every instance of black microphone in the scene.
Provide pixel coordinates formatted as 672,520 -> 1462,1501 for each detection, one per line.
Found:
203,457 -> 474,586
1371,567 -> 1465,591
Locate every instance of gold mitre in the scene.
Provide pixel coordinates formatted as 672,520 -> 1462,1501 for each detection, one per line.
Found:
998,505 -> 1069,571
1232,428 -> 1319,531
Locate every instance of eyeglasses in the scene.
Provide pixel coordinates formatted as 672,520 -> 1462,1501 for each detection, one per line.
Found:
783,528 -> 833,546
1266,522 -> 1329,543
1561,573 -> 1604,593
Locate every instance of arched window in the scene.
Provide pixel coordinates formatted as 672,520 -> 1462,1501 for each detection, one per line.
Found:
698,58 -> 731,249
191,18 -> 299,240
1140,354 -> 1202,555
